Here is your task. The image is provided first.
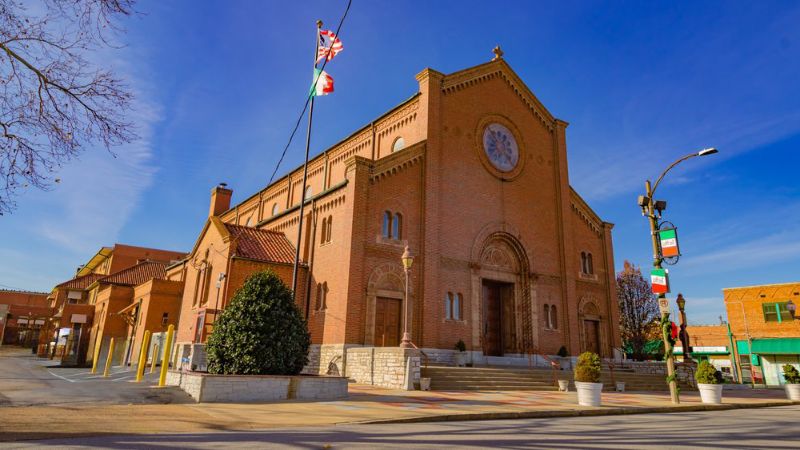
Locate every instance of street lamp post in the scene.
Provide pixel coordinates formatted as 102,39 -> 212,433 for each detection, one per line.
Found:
676,293 -> 692,363
641,147 -> 717,404
400,245 -> 415,349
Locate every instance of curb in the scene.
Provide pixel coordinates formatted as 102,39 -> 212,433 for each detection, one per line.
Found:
358,400 -> 800,425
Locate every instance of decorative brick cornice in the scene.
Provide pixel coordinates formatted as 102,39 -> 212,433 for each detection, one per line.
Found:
369,141 -> 426,183
569,188 -> 603,236
441,60 -> 555,131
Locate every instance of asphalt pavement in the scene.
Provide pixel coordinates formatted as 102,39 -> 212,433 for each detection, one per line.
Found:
6,405 -> 799,449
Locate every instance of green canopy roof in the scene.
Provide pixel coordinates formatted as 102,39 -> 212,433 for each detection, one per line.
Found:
750,338 -> 800,355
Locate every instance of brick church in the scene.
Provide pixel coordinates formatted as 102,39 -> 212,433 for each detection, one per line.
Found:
168,49 -> 621,373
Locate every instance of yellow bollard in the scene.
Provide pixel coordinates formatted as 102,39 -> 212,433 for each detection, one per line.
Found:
135,330 -> 151,382
90,334 -> 103,374
158,324 -> 174,387
103,338 -> 115,378
150,343 -> 159,374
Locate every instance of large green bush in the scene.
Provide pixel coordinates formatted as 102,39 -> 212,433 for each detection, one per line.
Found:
574,351 -> 601,383
783,364 -> 800,384
695,360 -> 723,384
206,270 -> 311,375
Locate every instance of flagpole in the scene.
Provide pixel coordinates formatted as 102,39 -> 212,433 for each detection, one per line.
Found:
291,20 -> 322,302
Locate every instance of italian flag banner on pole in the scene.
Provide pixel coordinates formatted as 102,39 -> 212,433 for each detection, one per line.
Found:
651,268 -> 670,294
658,228 -> 680,257
310,68 -> 334,97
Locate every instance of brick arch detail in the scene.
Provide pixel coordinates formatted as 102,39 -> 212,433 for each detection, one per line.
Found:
468,224 -> 536,356
364,262 -> 412,345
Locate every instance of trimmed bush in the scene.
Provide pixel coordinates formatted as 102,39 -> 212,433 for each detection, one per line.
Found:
695,360 -> 723,384
206,270 -> 311,375
557,346 -> 569,357
574,351 -> 601,383
783,364 -> 800,384
454,339 -> 466,352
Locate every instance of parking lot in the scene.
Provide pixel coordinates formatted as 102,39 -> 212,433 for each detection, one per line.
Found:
0,346 -> 189,407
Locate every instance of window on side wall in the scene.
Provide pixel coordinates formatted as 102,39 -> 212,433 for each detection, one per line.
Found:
392,213 -> 402,240
454,293 -> 462,320
550,305 -> 558,329
544,304 -> 550,329
382,211 -> 392,238
392,137 -> 405,152
445,292 -> 453,320
272,203 -> 279,216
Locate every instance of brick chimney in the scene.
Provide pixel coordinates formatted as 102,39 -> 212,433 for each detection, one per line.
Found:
209,183 -> 233,217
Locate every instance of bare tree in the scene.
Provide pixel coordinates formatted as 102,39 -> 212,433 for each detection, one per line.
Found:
617,260 -> 660,360
0,0 -> 137,214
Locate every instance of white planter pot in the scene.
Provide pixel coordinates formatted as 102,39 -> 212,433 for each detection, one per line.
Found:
453,352 -> 468,367
698,383 -> 723,404
575,381 -> 602,406
785,383 -> 800,401
615,381 -> 626,392
420,377 -> 431,391
557,379 -> 569,392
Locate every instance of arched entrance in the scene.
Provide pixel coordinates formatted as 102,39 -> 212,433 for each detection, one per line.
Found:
365,263 -> 409,346
579,297 -> 605,356
469,229 -> 534,357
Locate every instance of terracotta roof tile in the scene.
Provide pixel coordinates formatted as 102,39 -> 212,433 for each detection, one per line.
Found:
225,224 -> 296,265
99,260 -> 169,286
55,273 -> 105,290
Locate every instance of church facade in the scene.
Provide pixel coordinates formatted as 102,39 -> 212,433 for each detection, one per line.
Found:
171,52 -> 621,373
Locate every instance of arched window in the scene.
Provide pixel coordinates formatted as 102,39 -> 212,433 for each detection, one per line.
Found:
304,186 -> 312,200
454,293 -> 462,320
445,292 -> 453,319
550,305 -> 558,329
580,252 -> 587,274
544,304 -> 551,329
321,217 -> 328,243
392,137 -> 405,152
587,253 -> 594,274
382,211 -> 392,238
272,203 -> 279,216
326,215 -> 332,243
315,283 -> 323,310
392,213 -> 402,240
321,282 -> 328,310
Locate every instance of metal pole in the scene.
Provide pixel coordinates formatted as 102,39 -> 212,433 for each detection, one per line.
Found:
103,337 -> 115,378
400,266 -> 413,348
646,180 -> 679,404
158,324 -> 175,387
135,330 -> 151,382
291,20 -> 323,299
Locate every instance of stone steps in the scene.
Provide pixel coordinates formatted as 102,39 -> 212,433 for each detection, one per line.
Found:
421,365 -> 694,392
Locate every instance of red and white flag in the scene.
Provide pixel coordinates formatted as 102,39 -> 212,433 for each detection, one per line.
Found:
316,29 -> 344,64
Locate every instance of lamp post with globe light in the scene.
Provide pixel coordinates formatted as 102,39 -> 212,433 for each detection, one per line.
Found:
400,245 -> 415,348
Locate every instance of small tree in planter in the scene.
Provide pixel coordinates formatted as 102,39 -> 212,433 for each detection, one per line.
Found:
782,365 -> 800,401
574,351 -> 602,406
695,360 -> 724,404
453,339 -> 468,367
207,270 -> 311,375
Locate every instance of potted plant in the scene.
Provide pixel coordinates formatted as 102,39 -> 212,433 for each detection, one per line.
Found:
453,339 -> 468,367
782,364 -> 800,401
574,351 -> 602,406
695,360 -> 724,404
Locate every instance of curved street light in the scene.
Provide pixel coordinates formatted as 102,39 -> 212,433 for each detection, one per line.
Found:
641,147 -> 718,405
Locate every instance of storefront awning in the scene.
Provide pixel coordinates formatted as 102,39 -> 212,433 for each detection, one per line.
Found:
751,338 -> 800,355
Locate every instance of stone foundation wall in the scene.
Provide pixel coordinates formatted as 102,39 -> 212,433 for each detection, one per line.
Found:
345,347 -> 421,390
622,360 -> 696,385
302,344 -> 361,375
165,370 -> 348,403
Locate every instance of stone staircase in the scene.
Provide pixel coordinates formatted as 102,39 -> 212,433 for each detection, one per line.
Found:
421,365 -> 695,392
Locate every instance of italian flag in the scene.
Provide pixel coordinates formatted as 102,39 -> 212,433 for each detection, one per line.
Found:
310,68 -> 334,97
659,228 -> 679,257
651,268 -> 669,294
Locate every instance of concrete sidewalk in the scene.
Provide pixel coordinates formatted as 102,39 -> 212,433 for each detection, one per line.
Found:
1,383 -> 796,442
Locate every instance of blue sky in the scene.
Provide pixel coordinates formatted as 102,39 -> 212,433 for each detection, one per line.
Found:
1,0 -> 799,325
